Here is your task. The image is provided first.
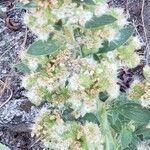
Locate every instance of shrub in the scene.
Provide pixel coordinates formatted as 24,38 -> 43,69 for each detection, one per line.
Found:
16,0 -> 150,149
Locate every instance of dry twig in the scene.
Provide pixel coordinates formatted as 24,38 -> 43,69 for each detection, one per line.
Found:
141,0 -> 150,64
0,78 -> 12,108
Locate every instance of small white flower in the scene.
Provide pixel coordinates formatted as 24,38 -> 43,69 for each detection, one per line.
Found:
94,2 -> 108,16
119,17 -> 128,26
28,59 -> 39,71
36,13 -> 48,26
59,72 -> 70,87
133,36 -> 144,50
23,13 -> 30,25
106,51 -> 117,60
47,84 -> 53,92
107,82 -> 120,99
20,0 -> 29,5
115,8 -> 129,26
34,28 -> 50,41
80,100 -> 97,116
26,87 -> 43,105
83,122 -> 103,150
137,141 -> 150,150
68,74 -> 80,91
146,123 -> 150,129
37,78 -> 47,87
52,3 -> 77,21
21,74 -> 35,88
143,65 -> 150,83
141,98 -> 150,108
79,11 -> 93,26
76,6 -> 93,26
85,56 -> 97,66
66,43 -> 75,50
107,29 -> 117,42
22,76 -> 29,88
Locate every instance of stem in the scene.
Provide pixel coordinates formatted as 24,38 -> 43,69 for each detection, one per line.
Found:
96,101 -> 119,150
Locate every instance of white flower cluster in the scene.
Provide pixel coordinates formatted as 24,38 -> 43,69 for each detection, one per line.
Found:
128,65 -> 150,108
22,49 -> 120,117
19,0 -> 145,149
32,108 -> 103,150
23,0 -> 130,41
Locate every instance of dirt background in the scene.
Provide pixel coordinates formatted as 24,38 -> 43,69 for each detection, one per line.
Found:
0,0 -> 150,149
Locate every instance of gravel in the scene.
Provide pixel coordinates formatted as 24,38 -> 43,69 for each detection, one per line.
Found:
0,1 -> 46,149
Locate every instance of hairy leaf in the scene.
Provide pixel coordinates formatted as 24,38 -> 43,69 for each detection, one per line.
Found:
62,107 -> 75,121
81,113 -> 99,124
99,25 -> 135,53
99,91 -> 109,102
136,127 -> 150,140
72,0 -> 95,5
85,15 -> 117,29
15,62 -> 30,73
119,127 -> 132,149
16,2 -> 37,9
27,40 -> 64,56
119,103 -> 150,124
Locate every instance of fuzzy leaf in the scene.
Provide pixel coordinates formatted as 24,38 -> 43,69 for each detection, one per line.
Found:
0,143 -> 10,150
15,62 -> 30,73
16,2 -> 37,9
62,107 -> 75,121
125,135 -> 140,150
99,91 -> 109,102
136,127 -> 150,140
85,15 -> 117,29
82,113 -> 99,124
27,40 -> 64,56
119,103 -> 150,124
84,0 -> 95,5
72,0 -> 95,5
99,25 -> 135,53
119,127 -> 132,149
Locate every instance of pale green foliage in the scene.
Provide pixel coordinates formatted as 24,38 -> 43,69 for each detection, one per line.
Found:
17,0 -> 150,149
0,143 -> 10,150
128,65 -> 150,108
143,65 -> 150,82
27,39 -> 64,55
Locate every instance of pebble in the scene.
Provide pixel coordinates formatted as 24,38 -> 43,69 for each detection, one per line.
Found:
1,70 -> 7,74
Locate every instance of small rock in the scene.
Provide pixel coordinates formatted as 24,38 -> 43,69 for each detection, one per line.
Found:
1,70 -> 7,74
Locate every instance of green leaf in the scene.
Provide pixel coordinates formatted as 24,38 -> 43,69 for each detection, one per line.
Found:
15,2 -> 37,9
0,143 -> 10,150
72,0 -> 95,5
27,40 -> 64,56
80,136 -> 88,150
124,134 -> 140,150
119,127 -> 132,149
14,62 -> 30,73
81,113 -> 99,124
108,113 -> 119,125
85,15 -> 117,29
84,0 -> 95,5
99,25 -> 135,53
97,102 -> 118,150
54,20 -> 63,31
119,103 -> 150,124
62,107 -> 75,121
136,127 -> 150,140
99,91 -> 109,102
